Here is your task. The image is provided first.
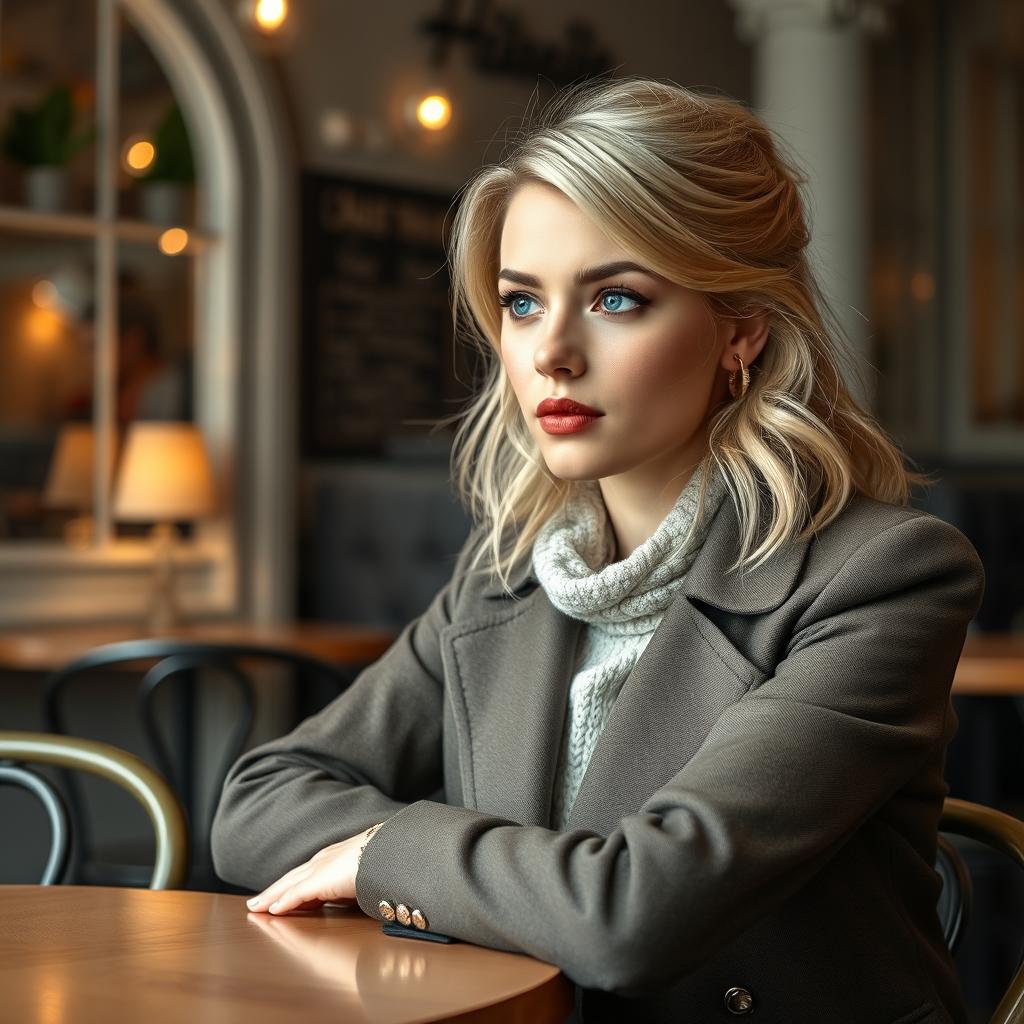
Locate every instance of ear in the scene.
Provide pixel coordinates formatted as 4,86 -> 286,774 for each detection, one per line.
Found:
717,310 -> 770,373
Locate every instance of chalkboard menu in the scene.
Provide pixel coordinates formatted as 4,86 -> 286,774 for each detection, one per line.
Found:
300,172 -> 476,456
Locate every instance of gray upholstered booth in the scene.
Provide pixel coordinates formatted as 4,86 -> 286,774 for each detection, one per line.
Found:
308,458 -> 474,630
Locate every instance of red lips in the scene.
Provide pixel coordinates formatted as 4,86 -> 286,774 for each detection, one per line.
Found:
536,397 -> 603,417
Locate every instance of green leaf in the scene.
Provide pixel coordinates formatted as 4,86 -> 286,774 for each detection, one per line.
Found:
143,103 -> 195,184
0,84 -> 94,166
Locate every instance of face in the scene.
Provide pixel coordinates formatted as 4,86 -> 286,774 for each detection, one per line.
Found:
497,181 -> 730,499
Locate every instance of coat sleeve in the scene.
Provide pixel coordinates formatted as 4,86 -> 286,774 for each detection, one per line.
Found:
209,529 -> 482,890
352,514 -> 985,993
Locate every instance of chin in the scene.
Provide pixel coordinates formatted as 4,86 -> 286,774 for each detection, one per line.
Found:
539,454 -> 607,483
547,471 -> 601,484
533,430 -> 615,481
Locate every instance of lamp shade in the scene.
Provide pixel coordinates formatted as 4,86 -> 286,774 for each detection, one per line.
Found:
43,423 -> 117,510
113,422 -> 216,522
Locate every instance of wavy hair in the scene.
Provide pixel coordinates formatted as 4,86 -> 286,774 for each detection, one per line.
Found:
431,75 -> 931,596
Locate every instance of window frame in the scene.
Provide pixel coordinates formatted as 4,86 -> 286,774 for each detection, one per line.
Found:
0,0 -> 296,626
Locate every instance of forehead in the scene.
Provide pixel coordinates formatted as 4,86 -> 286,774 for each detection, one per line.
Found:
499,182 -> 624,263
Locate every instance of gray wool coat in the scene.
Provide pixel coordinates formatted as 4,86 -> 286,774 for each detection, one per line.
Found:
211,490 -> 985,1024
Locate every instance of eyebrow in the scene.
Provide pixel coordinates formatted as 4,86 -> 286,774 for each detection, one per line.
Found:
497,260 -> 661,288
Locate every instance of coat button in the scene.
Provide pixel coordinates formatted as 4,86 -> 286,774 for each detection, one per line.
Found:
411,909 -> 428,930
395,903 -> 412,926
377,900 -> 396,921
724,987 -> 754,1015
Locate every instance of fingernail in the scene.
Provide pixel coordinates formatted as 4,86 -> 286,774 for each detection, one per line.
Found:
269,901 -> 280,913
247,896 -> 261,909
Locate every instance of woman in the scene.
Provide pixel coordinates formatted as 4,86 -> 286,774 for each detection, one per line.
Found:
213,77 -> 984,1024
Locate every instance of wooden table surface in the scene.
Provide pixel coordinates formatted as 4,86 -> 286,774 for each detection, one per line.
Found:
0,620 -> 397,672
953,634 -> 1024,695
1,886 -> 574,1024
0,623 -> 1019,695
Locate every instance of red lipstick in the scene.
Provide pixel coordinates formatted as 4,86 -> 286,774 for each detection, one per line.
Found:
536,397 -> 604,435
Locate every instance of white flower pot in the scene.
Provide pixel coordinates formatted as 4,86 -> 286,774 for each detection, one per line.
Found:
25,166 -> 69,212
140,181 -> 187,225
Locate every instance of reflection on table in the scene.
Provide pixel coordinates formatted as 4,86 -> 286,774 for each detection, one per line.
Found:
1,886 -> 574,1024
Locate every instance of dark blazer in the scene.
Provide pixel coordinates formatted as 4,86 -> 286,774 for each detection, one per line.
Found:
212,490 -> 985,1024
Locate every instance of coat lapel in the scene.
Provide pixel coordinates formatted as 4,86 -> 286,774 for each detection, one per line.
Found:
440,585 -> 582,827
562,594 -> 751,835
444,493 -> 812,832
567,496 -> 813,833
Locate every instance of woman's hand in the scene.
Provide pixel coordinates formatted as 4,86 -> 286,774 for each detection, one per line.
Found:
246,823 -> 382,915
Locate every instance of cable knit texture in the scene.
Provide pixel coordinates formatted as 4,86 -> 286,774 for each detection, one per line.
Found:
532,462 -> 729,829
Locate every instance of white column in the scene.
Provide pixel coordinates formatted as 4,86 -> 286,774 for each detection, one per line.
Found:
728,0 -> 889,409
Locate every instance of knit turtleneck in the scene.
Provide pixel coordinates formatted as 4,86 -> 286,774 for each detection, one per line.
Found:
532,461 -> 729,828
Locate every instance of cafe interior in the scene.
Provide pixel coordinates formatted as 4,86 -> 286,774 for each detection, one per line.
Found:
0,1 -> 1022,1021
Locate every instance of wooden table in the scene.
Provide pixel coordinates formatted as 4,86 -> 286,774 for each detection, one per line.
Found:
948,634 -> 1024,807
0,886 -> 574,1024
0,619 -> 398,673
0,623 -> 1018,695
952,634 -> 1024,695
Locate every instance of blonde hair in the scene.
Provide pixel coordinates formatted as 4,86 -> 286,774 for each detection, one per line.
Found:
432,75 -> 931,596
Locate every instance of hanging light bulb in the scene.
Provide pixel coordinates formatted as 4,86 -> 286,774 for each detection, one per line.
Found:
123,136 -> 155,175
415,92 -> 452,131
252,0 -> 288,33
159,228 -> 189,256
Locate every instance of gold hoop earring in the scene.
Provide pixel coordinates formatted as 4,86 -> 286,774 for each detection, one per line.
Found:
727,354 -> 750,399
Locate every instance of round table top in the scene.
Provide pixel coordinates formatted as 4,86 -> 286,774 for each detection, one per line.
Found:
1,886 -> 574,1024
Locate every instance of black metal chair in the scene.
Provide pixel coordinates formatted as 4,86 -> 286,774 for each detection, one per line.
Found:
0,731 -> 188,889
938,797 -> 1024,1024
42,640 -> 358,889
936,831 -> 973,957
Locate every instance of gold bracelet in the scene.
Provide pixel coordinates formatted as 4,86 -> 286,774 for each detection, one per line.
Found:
357,821 -> 384,867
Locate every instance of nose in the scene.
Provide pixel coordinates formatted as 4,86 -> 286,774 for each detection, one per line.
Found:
533,312 -> 585,379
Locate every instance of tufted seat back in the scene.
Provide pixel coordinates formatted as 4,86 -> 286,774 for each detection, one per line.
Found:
310,460 -> 474,629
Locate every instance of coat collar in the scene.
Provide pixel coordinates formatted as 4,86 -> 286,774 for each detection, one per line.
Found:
480,489 -> 811,615
448,493 -> 814,833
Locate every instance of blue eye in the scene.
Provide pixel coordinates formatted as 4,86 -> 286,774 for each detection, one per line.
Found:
497,285 -> 648,321
600,291 -> 640,313
497,291 -> 540,320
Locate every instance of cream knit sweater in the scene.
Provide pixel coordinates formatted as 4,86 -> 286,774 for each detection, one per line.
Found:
531,462 -> 729,829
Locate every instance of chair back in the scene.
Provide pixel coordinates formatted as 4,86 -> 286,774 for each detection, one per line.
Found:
940,797 -> 1024,1024
0,730 -> 188,889
935,832 -> 973,956
42,639 -> 356,887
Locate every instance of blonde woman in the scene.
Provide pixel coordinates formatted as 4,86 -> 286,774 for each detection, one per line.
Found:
215,77 -> 983,1024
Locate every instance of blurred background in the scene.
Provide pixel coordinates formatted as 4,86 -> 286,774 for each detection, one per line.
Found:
0,2 -> 1021,1020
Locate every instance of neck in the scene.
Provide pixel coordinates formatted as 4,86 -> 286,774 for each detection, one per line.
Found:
599,461 -> 703,562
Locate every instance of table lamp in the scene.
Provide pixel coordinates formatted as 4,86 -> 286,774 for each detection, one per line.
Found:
112,422 -> 216,630
43,423 -> 117,549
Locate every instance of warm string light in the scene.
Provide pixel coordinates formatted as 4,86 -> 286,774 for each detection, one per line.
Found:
253,0 -> 288,32
415,93 -> 452,131
123,137 -> 155,175
159,228 -> 189,256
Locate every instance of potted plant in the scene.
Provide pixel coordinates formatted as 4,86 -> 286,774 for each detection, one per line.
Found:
139,103 -> 195,225
2,85 -> 95,212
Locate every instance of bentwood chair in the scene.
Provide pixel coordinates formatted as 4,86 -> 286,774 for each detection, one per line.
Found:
938,797 -> 1024,1024
0,731 -> 188,889
42,640 -> 357,889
